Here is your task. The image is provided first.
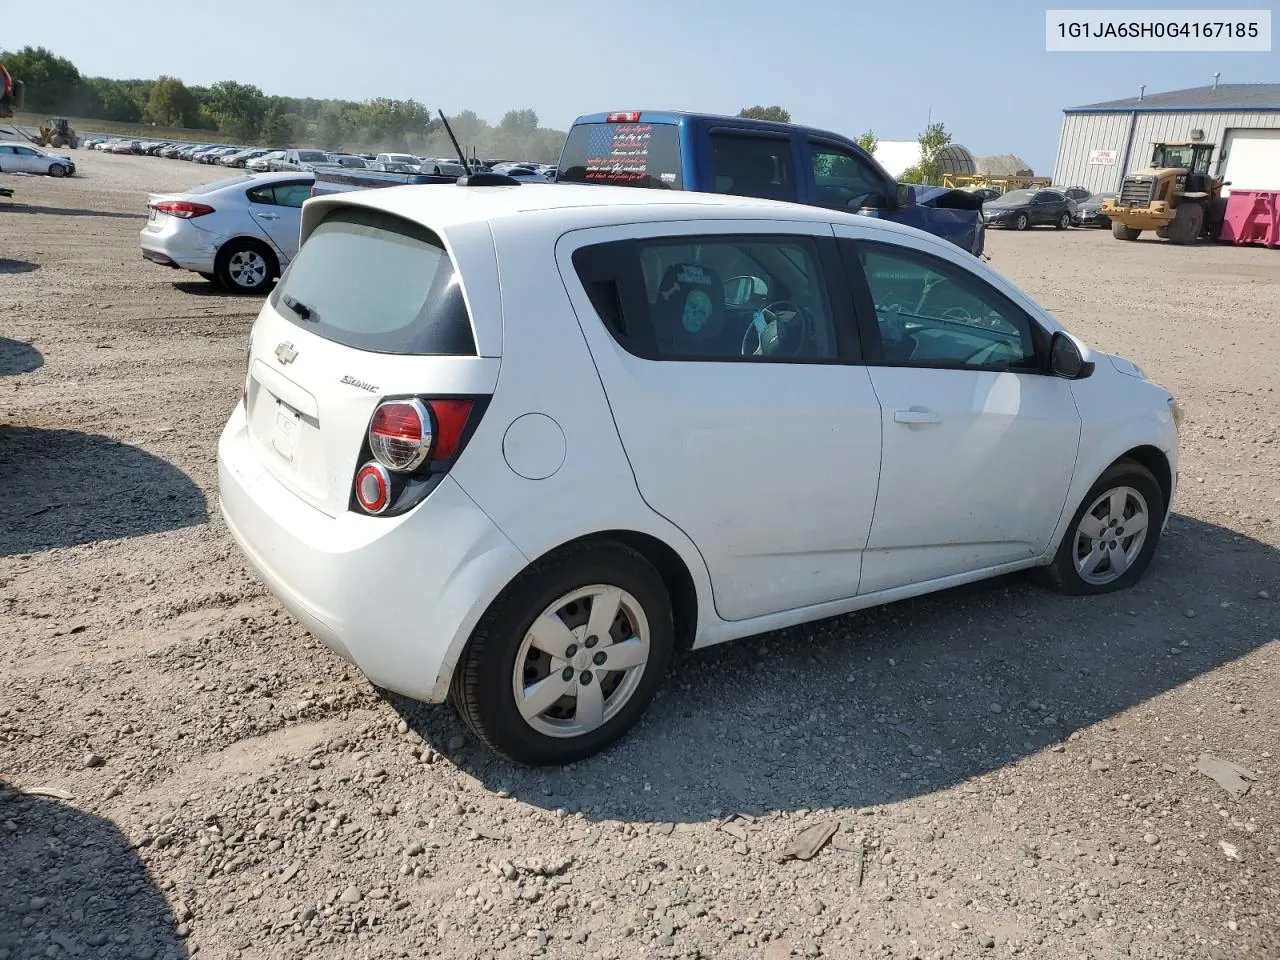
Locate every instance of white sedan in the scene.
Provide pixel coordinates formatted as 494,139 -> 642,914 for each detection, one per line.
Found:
219,183 -> 1181,764
140,172 -> 313,294
0,142 -> 75,176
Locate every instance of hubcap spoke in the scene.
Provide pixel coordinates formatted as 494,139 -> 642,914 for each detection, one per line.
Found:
1108,489 -> 1128,522
1080,545 -> 1107,576
574,677 -> 604,731
585,587 -> 622,643
527,614 -> 576,660
1123,511 -> 1148,535
1109,544 -> 1131,576
1077,514 -> 1106,539
518,673 -> 571,721
600,636 -> 648,670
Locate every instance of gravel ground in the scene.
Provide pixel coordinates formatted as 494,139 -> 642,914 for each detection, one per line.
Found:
1,152 -> 1277,960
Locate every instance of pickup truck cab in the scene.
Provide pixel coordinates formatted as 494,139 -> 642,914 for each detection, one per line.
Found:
271,149 -> 330,172
557,110 -> 984,256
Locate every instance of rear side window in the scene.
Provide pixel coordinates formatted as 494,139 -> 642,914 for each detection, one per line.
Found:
557,122 -> 682,189
710,134 -> 797,203
271,207 -> 476,356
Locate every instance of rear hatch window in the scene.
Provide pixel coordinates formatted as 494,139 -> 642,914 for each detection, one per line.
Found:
557,121 -> 682,189
270,207 -> 476,356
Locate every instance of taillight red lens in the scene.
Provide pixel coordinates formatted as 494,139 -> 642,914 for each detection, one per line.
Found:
606,111 -> 642,123
354,462 -> 390,514
369,400 -> 431,472
152,200 -> 215,219
427,399 -> 473,460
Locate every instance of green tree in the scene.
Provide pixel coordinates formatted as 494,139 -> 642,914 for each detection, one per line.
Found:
259,104 -> 293,145
737,105 -> 791,123
498,108 -> 538,138
316,102 -> 348,149
206,80 -> 265,141
0,46 -> 83,113
856,129 -> 878,156
915,121 -> 952,185
89,78 -> 143,122
145,76 -> 198,127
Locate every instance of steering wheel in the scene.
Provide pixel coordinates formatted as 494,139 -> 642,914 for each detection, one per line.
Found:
741,301 -> 809,358
940,306 -> 977,323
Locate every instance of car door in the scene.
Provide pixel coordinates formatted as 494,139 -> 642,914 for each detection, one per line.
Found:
560,220 -> 884,622
246,182 -> 310,263
13,146 -> 43,173
832,223 -> 1081,595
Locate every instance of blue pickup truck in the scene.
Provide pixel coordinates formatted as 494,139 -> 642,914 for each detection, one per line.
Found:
557,110 -> 984,256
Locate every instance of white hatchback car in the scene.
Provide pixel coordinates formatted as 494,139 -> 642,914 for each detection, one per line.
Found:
218,183 -> 1180,765
140,172 -> 314,293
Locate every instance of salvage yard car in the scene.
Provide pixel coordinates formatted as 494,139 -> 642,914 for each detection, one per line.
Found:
218,182 -> 1181,765
0,142 -> 75,176
140,172 -> 314,293
982,188 -> 1077,231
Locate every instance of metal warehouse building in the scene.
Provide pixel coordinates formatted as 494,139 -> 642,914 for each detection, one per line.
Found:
1052,83 -> 1280,196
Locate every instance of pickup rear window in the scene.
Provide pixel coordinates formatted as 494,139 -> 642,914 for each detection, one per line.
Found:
271,207 -> 476,356
558,122 -> 682,189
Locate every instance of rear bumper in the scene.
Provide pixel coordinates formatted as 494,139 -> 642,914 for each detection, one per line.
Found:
217,404 -> 529,703
139,223 -> 218,274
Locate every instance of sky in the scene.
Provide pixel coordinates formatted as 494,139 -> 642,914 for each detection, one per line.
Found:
7,0 -> 1278,174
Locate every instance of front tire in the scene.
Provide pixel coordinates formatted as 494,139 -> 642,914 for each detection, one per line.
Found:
215,239 -> 276,295
451,540 -> 674,765
1041,461 -> 1164,595
1166,203 -> 1203,245
1112,222 -> 1141,241
47,163 -> 67,178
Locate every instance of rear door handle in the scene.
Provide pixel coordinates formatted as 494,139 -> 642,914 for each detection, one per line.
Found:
256,212 -> 280,220
894,409 -> 941,425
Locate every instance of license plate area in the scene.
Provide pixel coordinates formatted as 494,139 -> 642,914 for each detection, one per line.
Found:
271,400 -> 302,463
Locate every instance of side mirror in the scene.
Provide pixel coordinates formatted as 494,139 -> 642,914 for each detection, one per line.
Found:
895,183 -> 915,208
1050,331 -> 1095,380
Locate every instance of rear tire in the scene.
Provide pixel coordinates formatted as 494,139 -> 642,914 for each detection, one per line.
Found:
1166,203 -> 1203,245
451,540 -> 675,765
214,239 -> 277,295
1040,461 -> 1164,596
1112,222 -> 1141,241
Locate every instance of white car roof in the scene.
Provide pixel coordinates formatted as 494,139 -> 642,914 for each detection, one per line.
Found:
303,182 -> 943,248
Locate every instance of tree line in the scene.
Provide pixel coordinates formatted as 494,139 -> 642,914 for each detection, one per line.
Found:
0,46 -> 568,161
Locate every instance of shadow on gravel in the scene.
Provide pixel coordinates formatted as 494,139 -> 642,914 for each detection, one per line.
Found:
394,514 -> 1279,821
0,337 -> 42,375
0,428 -> 207,556
0,258 -> 40,274
171,280 -> 237,297
0,205 -> 145,220
0,782 -> 189,959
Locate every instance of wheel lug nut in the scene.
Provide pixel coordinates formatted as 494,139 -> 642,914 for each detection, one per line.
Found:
565,644 -> 577,658
561,666 -> 575,681
592,652 -> 607,666
579,671 -> 592,685
585,635 -> 598,649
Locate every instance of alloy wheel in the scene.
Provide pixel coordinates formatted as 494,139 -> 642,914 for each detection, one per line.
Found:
227,249 -> 268,289
511,584 -> 651,739
1072,486 -> 1150,586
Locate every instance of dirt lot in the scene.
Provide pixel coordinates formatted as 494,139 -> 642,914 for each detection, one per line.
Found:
1,153 -> 1277,960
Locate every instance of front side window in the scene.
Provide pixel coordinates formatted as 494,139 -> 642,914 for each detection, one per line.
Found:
573,234 -> 839,362
710,134 -> 797,202
852,241 -> 1037,370
811,143 -> 887,210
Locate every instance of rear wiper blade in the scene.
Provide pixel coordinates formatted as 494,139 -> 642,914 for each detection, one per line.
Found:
282,295 -> 316,322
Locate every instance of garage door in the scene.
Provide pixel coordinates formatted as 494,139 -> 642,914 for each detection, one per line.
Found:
1222,129 -> 1280,195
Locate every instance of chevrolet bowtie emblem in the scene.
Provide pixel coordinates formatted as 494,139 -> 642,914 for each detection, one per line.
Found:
275,342 -> 297,365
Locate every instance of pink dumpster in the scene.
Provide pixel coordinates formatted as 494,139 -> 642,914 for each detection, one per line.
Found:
1218,190 -> 1280,249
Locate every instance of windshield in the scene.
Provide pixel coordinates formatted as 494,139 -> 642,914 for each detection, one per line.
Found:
296,151 -> 327,162
995,189 -> 1035,204
558,121 -> 682,189
271,207 -> 476,356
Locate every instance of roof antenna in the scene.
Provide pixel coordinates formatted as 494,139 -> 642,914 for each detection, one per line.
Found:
437,109 -> 468,169
1212,71 -> 1221,90
1138,84 -> 1146,101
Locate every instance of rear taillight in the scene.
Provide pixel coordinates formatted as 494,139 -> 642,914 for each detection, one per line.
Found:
354,463 -> 391,514
353,397 -> 482,516
606,111 -> 642,123
369,399 -> 432,472
152,200 -> 215,219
